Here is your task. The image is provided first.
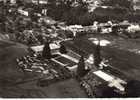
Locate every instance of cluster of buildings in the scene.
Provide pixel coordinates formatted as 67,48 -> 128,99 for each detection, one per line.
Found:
16,34 -> 127,97
133,0 -> 140,11
1,0 -> 140,97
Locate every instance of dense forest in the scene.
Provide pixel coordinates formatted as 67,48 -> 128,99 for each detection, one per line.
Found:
45,0 -> 139,25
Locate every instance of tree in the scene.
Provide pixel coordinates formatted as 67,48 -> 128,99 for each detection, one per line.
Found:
94,40 -> 102,67
94,82 -> 124,97
59,44 -> 67,54
47,0 -> 71,20
37,34 -> 45,44
125,80 -> 140,97
47,0 -> 89,24
77,55 -> 88,78
42,42 -> 52,59
16,0 -> 24,7
101,86 -> 123,97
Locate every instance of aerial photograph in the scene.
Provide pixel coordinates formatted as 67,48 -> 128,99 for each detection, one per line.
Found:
0,0 -> 140,98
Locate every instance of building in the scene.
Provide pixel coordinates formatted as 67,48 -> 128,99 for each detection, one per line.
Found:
30,43 -> 60,54
31,0 -> 48,4
133,0 -> 140,10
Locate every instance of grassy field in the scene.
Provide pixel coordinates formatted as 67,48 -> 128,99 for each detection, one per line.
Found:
39,78 -> 87,98
0,78 -> 87,98
0,40 -> 29,83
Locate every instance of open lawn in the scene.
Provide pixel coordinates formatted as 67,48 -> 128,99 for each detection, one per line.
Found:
0,40 -> 29,83
40,78 -> 87,98
0,78 -> 87,98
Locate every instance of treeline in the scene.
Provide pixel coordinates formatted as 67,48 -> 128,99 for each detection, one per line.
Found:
46,0 -> 140,25
47,0 -> 93,25
2,0 -> 140,26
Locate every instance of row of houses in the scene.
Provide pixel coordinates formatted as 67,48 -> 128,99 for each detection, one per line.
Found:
0,0 -> 48,4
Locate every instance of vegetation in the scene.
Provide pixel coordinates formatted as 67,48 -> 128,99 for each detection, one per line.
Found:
59,44 -> 67,54
46,0 -> 135,25
42,42 -> 52,59
125,80 -> 140,97
47,0 -> 91,25
94,41 -> 102,67
77,55 -> 89,78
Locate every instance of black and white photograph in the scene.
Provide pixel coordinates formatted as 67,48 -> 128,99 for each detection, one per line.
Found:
0,0 -> 140,98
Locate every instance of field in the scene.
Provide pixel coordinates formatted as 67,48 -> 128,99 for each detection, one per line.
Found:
0,78 -> 87,98
39,78 -> 87,98
0,40 -> 29,83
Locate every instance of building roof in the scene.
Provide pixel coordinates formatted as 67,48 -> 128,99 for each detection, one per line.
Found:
93,70 -> 126,91
133,0 -> 140,10
94,70 -> 114,81
32,0 -> 48,4
30,43 -> 60,52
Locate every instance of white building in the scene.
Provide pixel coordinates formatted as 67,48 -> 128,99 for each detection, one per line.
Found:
133,0 -> 140,10
32,0 -> 48,4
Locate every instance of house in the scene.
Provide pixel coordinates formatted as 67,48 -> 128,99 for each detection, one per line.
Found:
133,0 -> 140,10
31,0 -> 48,4
93,70 -> 126,92
30,43 -> 60,53
18,8 -> 29,16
